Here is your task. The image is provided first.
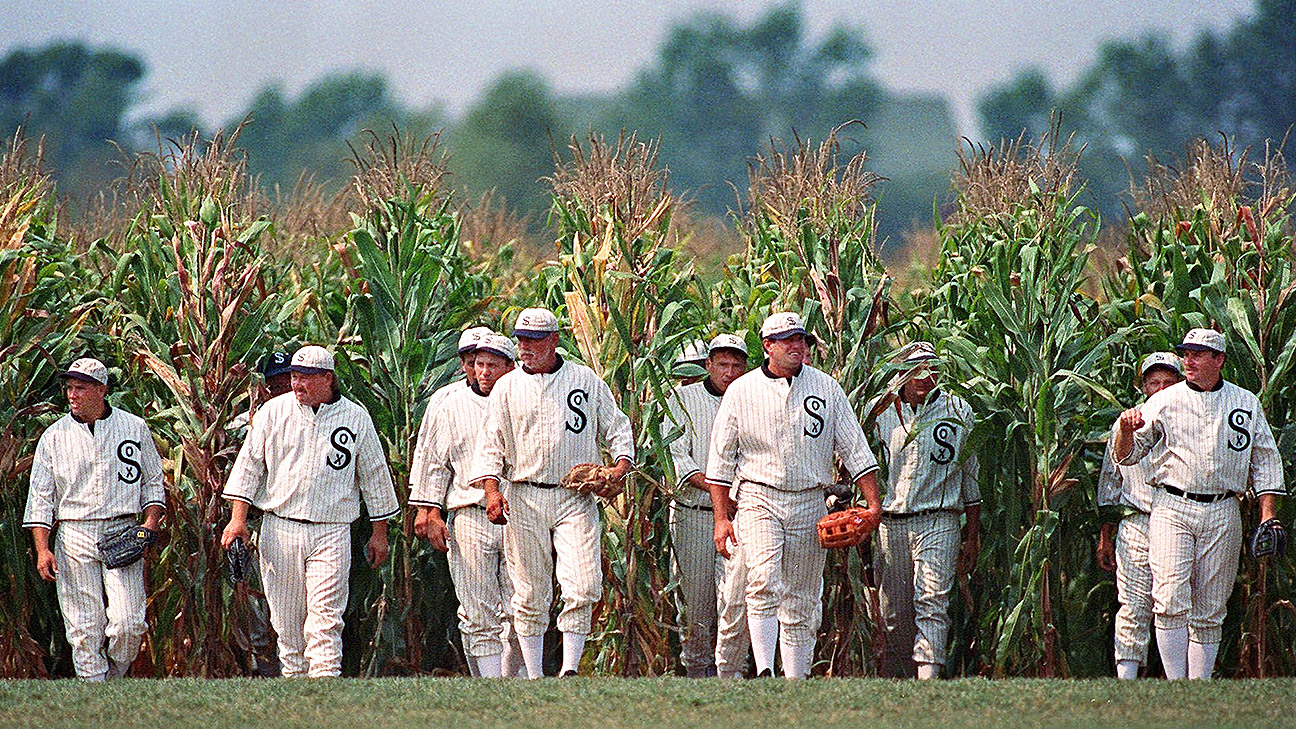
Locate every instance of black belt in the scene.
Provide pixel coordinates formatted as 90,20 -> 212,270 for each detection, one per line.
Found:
516,481 -> 560,490
1161,485 -> 1234,504
882,508 -> 947,521
673,501 -> 713,512
268,512 -> 319,524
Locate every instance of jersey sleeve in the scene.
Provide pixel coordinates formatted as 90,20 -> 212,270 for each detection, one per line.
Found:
1096,426 -> 1124,509
469,386 -> 508,484
705,390 -> 740,487
223,408 -> 269,505
410,406 -> 453,509
139,426 -> 167,512
22,431 -> 56,529
1118,404 -> 1162,466
407,401 -> 438,505
663,391 -> 701,486
1249,405 -> 1285,496
833,385 -> 879,481
595,376 -> 636,465
355,414 -> 399,521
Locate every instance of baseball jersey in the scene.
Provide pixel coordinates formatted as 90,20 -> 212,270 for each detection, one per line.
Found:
223,392 -> 399,523
663,380 -> 723,508
410,384 -> 496,510
868,390 -> 981,513
470,357 -> 634,485
22,406 -> 166,528
705,363 -> 878,492
1097,423 -> 1157,514
408,378 -> 468,499
1120,380 -> 1284,496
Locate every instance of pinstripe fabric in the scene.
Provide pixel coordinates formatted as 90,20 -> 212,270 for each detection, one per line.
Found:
1148,490 -> 1241,644
869,391 -> 980,513
664,382 -> 720,508
258,514 -> 352,678
668,502 -> 722,671
501,482 -> 602,636
408,379 -> 468,502
714,531 -> 751,676
223,393 -> 400,523
410,385 -> 494,510
53,516 -> 147,678
1098,434 -> 1156,514
448,507 -> 519,662
1114,513 -> 1154,663
875,512 -> 960,671
23,408 -> 166,528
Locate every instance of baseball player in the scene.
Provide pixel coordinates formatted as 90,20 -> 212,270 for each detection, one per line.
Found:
1113,329 -> 1284,679
673,339 -> 709,384
410,334 -> 523,678
22,357 -> 166,681
1096,351 -> 1183,680
220,345 -> 400,678
706,312 -> 881,679
663,333 -> 750,678
867,342 -> 980,680
470,307 -> 635,679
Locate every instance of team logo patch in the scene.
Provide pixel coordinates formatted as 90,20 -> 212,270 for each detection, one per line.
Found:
931,422 -> 957,464
1227,408 -> 1252,452
327,426 -> 356,470
117,439 -> 142,484
566,389 -> 589,434
803,395 -> 825,438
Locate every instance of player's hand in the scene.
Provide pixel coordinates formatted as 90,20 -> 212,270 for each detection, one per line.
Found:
366,530 -> 389,567
714,490 -> 737,521
427,514 -> 449,553
958,531 -> 980,575
221,519 -> 250,550
35,548 -> 57,581
714,517 -> 737,559
1118,408 -> 1144,434
1096,529 -> 1116,572
413,509 -> 430,540
486,491 -> 509,525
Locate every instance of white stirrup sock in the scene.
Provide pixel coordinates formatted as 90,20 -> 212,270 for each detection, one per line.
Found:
916,663 -> 940,680
1187,641 -> 1219,680
748,615 -> 779,675
779,638 -> 809,680
502,639 -> 525,678
476,653 -> 502,678
518,634 -> 545,679
1156,626 -> 1189,680
1115,660 -> 1140,680
464,654 -> 480,678
561,632 -> 587,675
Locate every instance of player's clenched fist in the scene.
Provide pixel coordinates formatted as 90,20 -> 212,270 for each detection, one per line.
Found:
1118,408 -> 1145,433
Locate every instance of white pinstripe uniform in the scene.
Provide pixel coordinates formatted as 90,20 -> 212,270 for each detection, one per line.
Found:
470,356 -> 634,653
706,362 -> 878,679
23,405 -> 165,680
869,389 -> 979,677
665,378 -> 750,676
1098,424 -> 1158,668
410,381 -> 521,672
223,392 -> 399,678
1121,379 -> 1283,668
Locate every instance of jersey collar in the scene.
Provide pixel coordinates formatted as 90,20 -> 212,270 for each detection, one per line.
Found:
523,354 -> 564,375
703,378 -> 723,397
1186,378 -> 1225,393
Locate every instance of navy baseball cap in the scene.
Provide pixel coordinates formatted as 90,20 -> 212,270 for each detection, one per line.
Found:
259,352 -> 292,378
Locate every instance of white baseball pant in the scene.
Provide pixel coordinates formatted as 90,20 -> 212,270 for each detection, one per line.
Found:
502,484 -> 602,637
736,482 -> 826,679
54,517 -> 147,679
448,506 -> 521,666
259,514 -> 351,678
669,501 -> 723,675
1149,489 -> 1241,645
714,527 -> 751,677
1114,512 -> 1153,664
875,511 -> 960,674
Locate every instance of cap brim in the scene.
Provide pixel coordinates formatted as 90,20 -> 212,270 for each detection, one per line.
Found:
764,328 -> 816,345
513,329 -> 556,339
289,365 -> 333,374
1175,343 -> 1223,353
457,345 -> 479,355
60,372 -> 106,385
707,347 -> 748,359
263,366 -> 292,378
476,346 -> 514,361
1141,363 -> 1182,376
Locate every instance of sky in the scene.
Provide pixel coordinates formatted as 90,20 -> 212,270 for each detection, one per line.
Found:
3,0 -> 1255,136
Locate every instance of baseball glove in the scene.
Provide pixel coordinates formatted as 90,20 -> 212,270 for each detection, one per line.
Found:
98,525 -> 157,569
817,507 -> 879,549
562,463 -> 610,496
1251,518 -> 1288,560
227,536 -> 253,583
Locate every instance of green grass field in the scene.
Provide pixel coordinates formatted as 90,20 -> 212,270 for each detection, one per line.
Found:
2,678 -> 1294,729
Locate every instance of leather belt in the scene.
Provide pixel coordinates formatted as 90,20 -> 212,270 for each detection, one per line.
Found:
1162,485 -> 1234,504
268,512 -> 318,524
882,508 -> 947,521
673,501 -> 714,512
516,481 -> 561,490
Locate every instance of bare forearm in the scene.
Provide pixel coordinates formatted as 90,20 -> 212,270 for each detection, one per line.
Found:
686,473 -> 709,492
32,526 -> 52,555
963,504 -> 981,535
854,472 -> 881,511
142,504 -> 163,530
1260,494 -> 1279,522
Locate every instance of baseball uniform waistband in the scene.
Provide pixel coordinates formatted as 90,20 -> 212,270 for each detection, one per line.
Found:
515,481 -> 561,489
672,500 -> 713,512
1160,485 -> 1235,504
267,512 -> 320,524
882,508 -> 955,521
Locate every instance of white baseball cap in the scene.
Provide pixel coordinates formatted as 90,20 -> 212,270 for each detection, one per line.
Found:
457,326 -> 494,354
760,312 -> 817,345
475,334 -> 517,362
1176,328 -> 1226,354
674,340 -> 708,366
513,308 -> 560,339
707,333 -> 749,358
61,357 -> 109,385
1140,351 -> 1183,377
291,345 -> 335,374
901,341 -> 938,364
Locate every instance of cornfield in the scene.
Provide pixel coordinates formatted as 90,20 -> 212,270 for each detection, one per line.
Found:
1,123 -> 1293,679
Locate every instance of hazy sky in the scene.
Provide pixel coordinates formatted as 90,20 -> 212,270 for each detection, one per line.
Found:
4,0 -> 1254,135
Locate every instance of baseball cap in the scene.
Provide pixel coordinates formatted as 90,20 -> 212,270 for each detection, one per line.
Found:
457,326 -> 494,354
259,351 -> 292,378
674,340 -> 708,366
1176,328 -> 1226,354
290,345 -> 335,374
1139,351 -> 1183,377
61,357 -> 109,385
513,308 -> 560,339
475,334 -> 517,362
707,333 -> 749,358
760,312 -> 817,345
901,341 -> 938,364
